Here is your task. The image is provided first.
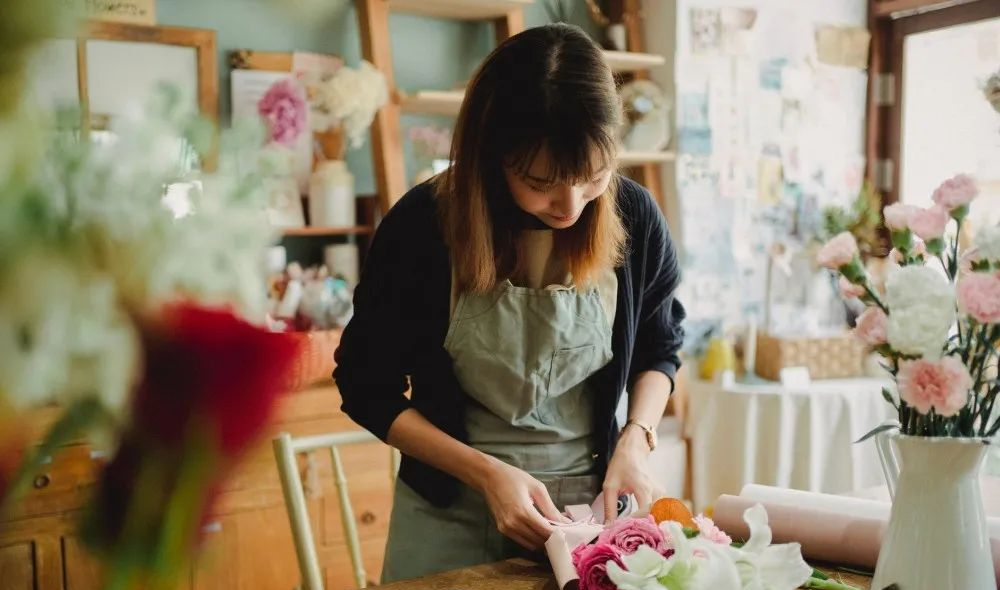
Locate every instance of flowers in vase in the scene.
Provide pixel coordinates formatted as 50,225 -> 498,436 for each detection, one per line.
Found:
301,60 -> 388,148
819,173 -> 1000,437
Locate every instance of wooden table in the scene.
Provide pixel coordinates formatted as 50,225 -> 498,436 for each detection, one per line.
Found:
375,558 -> 873,589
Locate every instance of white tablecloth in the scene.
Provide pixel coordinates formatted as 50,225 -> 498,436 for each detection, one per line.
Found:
686,374 -> 894,511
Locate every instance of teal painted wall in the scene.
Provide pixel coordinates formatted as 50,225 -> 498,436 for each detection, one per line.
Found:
156,0 -> 599,194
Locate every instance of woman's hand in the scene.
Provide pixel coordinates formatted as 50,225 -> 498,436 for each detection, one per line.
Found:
601,425 -> 659,523
472,456 -> 568,550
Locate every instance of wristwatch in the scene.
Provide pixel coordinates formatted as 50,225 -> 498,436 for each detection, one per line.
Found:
624,419 -> 657,451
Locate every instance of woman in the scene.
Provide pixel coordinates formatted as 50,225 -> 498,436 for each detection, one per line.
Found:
334,23 -> 685,582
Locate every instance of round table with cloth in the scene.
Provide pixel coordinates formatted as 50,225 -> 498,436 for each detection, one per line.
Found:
685,372 -> 894,511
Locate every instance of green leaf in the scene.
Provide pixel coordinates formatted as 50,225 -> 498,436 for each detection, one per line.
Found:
881,387 -> 899,410
854,422 -> 898,444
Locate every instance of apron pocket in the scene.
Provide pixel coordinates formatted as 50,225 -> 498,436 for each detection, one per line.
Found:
546,344 -> 597,396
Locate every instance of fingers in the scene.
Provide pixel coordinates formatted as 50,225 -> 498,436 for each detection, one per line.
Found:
531,485 -> 570,524
634,486 -> 654,514
496,507 -> 551,550
603,484 -> 619,523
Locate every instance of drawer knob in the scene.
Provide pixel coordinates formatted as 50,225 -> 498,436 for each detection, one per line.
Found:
360,511 -> 376,525
33,474 -> 51,489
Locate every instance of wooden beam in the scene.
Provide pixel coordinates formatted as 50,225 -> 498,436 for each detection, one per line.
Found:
872,0 -> 976,18
493,9 -> 525,45
357,0 -> 408,216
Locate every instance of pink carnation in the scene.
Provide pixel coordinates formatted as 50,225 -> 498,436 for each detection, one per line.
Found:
932,174 -> 978,211
908,205 -> 950,240
817,232 -> 859,270
596,515 -> 670,555
884,203 -> 919,232
854,307 -> 888,346
258,79 -> 307,147
839,276 -> 866,299
897,357 -> 972,417
693,514 -> 732,545
958,273 -> 1000,324
572,543 -> 624,590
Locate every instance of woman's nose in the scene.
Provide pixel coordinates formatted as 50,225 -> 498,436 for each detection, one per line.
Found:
552,184 -> 583,215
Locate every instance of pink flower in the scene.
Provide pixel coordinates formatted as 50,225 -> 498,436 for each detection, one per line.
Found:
958,273 -> 1000,324
932,174 -> 978,211
258,79 -> 307,147
572,543 -> 624,590
839,276 -> 866,299
884,203 -> 920,232
817,232 -> 859,270
908,205 -> 950,240
897,357 -> 972,417
854,307 -> 888,346
693,514 -> 732,545
596,515 -> 670,555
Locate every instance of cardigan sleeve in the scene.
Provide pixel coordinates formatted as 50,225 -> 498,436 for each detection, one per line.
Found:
333,195 -> 417,441
629,188 -> 686,392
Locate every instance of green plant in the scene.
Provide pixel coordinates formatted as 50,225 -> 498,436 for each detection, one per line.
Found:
820,181 -> 883,259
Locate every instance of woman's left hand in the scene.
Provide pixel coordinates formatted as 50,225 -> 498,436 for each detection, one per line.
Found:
601,425 -> 659,523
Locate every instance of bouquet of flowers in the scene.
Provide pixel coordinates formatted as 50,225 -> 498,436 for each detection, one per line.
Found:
818,174 -> 1000,437
548,497 -> 859,590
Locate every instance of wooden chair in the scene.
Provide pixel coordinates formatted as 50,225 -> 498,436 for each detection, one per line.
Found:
273,431 -> 398,590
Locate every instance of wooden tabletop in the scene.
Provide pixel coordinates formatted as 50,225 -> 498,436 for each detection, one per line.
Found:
375,558 -> 873,589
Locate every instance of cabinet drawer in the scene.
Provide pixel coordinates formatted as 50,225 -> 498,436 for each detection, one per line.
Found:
4,445 -> 103,521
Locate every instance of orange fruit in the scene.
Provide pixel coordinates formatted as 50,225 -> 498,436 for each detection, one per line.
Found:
650,497 -> 695,528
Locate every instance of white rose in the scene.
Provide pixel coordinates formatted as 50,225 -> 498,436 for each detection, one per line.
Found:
974,225 -> 1000,262
886,304 -> 955,357
885,264 -> 954,311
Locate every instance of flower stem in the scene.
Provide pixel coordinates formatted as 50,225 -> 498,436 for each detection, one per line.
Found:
802,577 -> 863,589
861,283 -> 888,314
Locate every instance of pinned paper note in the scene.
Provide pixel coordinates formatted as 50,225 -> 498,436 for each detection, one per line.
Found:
815,25 -> 871,69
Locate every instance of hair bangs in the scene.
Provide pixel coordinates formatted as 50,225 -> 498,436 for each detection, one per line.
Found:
504,128 -> 618,186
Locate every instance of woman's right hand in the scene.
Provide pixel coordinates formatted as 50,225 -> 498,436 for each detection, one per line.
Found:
474,457 -> 569,550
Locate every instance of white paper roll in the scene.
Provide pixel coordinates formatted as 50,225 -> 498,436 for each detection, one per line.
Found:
324,244 -> 359,286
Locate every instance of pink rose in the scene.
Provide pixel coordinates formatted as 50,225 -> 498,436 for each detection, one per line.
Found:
932,174 -> 978,211
839,276 -> 866,299
258,79 -> 307,147
817,232 -> 859,270
958,272 -> 1000,324
897,356 -> 972,417
884,203 -> 919,232
854,307 -> 888,346
572,543 -> 624,590
596,515 -> 670,555
908,205 -> 950,241
693,514 -> 732,545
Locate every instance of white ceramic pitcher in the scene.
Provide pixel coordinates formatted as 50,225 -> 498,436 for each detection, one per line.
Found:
873,424 -> 996,590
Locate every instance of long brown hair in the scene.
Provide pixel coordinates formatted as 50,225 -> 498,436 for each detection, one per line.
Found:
436,23 -> 627,294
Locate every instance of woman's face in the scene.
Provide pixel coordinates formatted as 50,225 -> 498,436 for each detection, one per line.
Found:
504,148 -> 613,229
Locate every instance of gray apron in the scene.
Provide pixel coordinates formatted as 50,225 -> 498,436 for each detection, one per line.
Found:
381,277 -> 614,583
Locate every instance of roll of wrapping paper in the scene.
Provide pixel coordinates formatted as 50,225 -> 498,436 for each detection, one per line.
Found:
712,484 -> 1000,582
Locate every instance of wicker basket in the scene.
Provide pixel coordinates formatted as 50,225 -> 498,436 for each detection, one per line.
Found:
754,331 -> 866,381
287,329 -> 342,391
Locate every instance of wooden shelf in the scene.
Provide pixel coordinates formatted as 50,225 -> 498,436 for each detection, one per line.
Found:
388,0 -> 533,20
618,151 -> 676,166
603,50 -> 666,73
281,226 -> 375,237
399,89 -> 465,116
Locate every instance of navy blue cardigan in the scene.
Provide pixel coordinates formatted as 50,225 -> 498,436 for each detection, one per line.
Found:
334,177 -> 685,508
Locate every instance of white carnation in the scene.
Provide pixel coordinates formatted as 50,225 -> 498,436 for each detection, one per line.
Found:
885,264 -> 954,311
887,304 -> 955,357
974,225 -> 1000,262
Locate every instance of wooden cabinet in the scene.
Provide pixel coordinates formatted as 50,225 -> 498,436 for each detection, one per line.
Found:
0,382 -> 395,590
